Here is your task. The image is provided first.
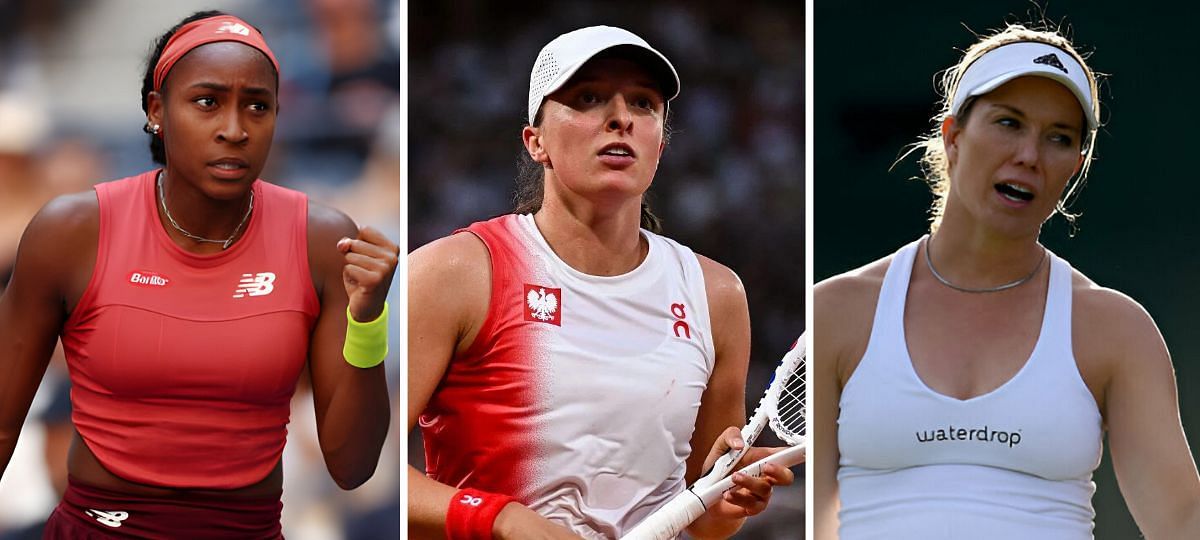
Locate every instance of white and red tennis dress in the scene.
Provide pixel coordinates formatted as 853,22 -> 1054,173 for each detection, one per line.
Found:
837,238 -> 1102,539
420,213 -> 715,538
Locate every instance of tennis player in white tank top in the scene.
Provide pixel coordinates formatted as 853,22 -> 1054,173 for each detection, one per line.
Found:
815,24 -> 1200,539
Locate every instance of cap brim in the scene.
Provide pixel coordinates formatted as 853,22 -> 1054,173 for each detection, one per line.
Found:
541,43 -> 680,104
967,69 -> 1095,131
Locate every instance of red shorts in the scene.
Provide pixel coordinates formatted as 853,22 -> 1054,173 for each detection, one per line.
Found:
43,476 -> 284,539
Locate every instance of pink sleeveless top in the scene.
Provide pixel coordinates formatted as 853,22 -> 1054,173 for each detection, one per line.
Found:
61,170 -> 319,489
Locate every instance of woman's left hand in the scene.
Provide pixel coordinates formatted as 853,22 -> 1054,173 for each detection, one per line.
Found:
702,427 -> 798,521
336,226 -> 399,322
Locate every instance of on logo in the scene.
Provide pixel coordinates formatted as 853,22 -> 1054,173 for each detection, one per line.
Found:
524,284 -> 561,326
459,494 -> 483,507
233,272 -> 276,298
671,303 -> 691,339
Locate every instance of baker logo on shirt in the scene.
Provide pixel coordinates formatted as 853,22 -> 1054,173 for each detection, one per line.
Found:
524,284 -> 561,326
127,270 -> 170,287
232,272 -> 276,298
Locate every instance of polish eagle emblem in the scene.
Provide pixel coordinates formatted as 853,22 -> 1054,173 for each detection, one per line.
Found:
526,287 -> 558,321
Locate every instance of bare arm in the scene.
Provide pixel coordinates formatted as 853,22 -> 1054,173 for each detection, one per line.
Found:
306,203 -> 395,489
407,233 -> 582,540
0,193 -> 96,479
685,256 -> 795,539
813,264 -> 886,540
1080,287 -> 1200,538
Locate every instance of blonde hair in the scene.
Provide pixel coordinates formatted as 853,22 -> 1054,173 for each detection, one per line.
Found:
913,24 -> 1100,232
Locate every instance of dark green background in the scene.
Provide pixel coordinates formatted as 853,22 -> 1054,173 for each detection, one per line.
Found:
816,2 -> 1199,537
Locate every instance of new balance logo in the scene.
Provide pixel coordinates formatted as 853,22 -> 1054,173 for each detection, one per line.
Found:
1033,53 -> 1068,74
84,509 -> 129,528
523,284 -> 561,326
128,271 -> 169,287
233,272 -> 276,298
216,22 -> 251,36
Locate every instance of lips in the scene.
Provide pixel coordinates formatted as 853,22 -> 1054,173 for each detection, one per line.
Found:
994,181 -> 1035,203
598,143 -> 635,158
208,157 -> 249,170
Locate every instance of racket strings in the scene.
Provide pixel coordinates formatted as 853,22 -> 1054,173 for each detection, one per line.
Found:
770,360 -> 806,446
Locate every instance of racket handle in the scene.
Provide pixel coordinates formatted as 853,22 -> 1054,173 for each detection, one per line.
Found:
621,491 -> 707,540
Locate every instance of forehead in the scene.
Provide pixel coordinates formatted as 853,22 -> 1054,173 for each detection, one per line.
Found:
165,41 -> 277,89
976,76 -> 1084,120
561,56 -> 664,95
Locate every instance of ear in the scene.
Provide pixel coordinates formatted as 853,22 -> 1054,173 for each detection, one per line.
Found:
1072,152 -> 1085,178
147,91 -> 165,132
941,116 -> 962,166
522,125 -> 549,165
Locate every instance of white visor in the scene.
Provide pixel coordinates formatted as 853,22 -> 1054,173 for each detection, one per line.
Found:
950,41 -> 1096,131
527,26 -> 679,125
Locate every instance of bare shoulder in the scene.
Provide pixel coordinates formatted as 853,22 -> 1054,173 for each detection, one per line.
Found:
21,190 -> 99,262
307,200 -> 359,242
409,231 -> 490,287
1070,268 -> 1164,355
814,254 -> 894,383
695,254 -> 747,310
409,231 -> 492,353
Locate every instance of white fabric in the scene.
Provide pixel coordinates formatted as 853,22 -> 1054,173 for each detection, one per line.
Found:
527,25 -> 679,124
838,237 -> 1102,539
951,41 -> 1096,130
512,214 -> 715,539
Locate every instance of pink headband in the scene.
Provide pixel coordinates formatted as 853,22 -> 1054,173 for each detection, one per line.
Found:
153,15 -> 280,92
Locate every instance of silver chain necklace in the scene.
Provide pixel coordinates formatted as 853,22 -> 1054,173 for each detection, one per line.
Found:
157,172 -> 253,250
924,236 -> 1045,294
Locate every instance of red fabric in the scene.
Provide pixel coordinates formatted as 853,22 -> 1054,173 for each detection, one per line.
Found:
419,215 -> 540,497
445,488 -> 516,540
153,15 -> 280,91
43,476 -> 283,539
61,170 -> 319,488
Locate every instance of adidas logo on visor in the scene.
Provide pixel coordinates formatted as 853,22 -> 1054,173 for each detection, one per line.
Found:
1033,53 -> 1067,74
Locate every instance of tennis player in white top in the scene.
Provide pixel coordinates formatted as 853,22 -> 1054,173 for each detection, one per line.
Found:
815,23 -> 1200,540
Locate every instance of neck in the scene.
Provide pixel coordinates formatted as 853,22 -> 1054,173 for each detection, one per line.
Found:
532,196 -> 646,277
927,205 -> 1045,288
157,168 -> 254,250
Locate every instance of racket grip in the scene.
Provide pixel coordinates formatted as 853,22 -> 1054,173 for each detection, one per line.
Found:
621,491 -> 707,540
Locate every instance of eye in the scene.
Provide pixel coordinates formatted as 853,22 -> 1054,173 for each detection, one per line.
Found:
193,96 -> 217,108
580,92 -> 600,105
635,97 -> 654,110
996,117 -> 1020,129
1049,132 -> 1074,147
249,102 -> 270,113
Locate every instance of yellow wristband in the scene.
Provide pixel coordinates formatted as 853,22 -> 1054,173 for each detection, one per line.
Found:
344,302 -> 388,368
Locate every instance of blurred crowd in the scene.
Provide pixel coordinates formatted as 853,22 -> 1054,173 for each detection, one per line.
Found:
0,1 -> 400,539
408,1 -> 804,537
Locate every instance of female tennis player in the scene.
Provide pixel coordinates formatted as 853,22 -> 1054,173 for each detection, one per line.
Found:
0,11 -> 396,538
409,26 -> 794,539
814,23 -> 1200,539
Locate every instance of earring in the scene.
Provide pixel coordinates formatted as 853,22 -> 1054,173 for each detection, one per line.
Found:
143,122 -> 161,135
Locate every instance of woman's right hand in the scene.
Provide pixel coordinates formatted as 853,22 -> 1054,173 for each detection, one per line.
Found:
493,503 -> 587,540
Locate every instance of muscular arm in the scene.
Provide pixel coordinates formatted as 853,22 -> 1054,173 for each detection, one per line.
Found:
306,203 -> 393,489
407,233 -> 581,540
1078,287 -> 1200,538
813,264 -> 886,540
683,255 -> 757,539
0,193 -> 96,479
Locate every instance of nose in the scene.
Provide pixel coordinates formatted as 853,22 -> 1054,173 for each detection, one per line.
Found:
217,110 -> 248,145
605,94 -> 633,134
1012,133 -> 1040,169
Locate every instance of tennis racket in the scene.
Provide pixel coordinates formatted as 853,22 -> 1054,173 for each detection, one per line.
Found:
622,332 -> 807,540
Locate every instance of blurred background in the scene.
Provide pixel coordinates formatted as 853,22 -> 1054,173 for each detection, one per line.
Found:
0,1 -> 400,539
408,0 -> 804,538
815,1 -> 1199,538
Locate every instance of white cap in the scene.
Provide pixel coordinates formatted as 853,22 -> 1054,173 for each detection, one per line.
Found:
950,41 -> 1096,131
527,25 -> 679,125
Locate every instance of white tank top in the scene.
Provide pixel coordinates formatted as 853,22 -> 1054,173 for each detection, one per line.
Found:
420,214 -> 715,539
837,237 -> 1102,539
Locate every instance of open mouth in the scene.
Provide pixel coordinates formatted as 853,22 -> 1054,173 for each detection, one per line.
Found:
994,182 -> 1034,203
598,143 -> 635,158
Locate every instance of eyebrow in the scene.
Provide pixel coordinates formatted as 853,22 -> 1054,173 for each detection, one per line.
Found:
188,82 -> 274,96
567,75 -> 663,94
990,103 -> 1080,131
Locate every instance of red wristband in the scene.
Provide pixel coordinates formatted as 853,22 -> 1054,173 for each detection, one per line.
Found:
445,488 -> 517,540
